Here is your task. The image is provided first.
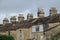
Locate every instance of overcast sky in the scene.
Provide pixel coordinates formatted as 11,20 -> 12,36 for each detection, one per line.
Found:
0,0 -> 60,24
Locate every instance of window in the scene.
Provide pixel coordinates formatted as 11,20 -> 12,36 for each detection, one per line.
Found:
36,26 -> 39,32
32,26 -> 36,32
20,30 -> 22,35
19,30 -> 22,40
32,25 -> 39,32
39,25 -> 43,32
20,30 -> 22,33
32,24 -> 43,32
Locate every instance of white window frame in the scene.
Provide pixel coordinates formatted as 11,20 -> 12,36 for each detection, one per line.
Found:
32,24 -> 44,32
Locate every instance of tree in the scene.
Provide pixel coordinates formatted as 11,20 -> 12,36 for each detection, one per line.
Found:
0,34 -> 14,40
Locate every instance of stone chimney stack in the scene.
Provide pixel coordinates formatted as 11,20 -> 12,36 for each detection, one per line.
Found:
18,14 -> 24,22
49,7 -> 57,16
37,8 -> 44,18
3,17 -> 9,24
10,16 -> 16,23
27,13 -> 33,20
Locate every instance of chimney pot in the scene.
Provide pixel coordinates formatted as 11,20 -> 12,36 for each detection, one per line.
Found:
10,16 -> 16,23
27,13 -> 33,20
49,7 -> 57,16
37,8 -> 44,18
18,14 -> 24,22
3,17 -> 9,24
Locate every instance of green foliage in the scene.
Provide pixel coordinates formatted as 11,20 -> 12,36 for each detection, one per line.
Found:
47,34 -> 60,40
0,34 -> 14,40
50,34 -> 55,40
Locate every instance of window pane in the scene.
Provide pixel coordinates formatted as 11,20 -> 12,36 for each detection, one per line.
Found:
39,25 -> 43,32
32,26 -> 36,32
36,26 -> 39,31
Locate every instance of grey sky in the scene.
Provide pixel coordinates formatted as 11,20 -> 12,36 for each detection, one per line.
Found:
0,0 -> 60,24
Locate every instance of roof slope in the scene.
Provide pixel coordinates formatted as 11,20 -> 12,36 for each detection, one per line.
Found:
0,14 -> 60,32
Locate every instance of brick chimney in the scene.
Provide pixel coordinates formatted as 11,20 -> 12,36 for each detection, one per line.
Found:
49,7 -> 57,16
3,17 -> 9,24
10,16 -> 16,23
18,14 -> 24,22
37,8 -> 44,18
27,13 -> 33,20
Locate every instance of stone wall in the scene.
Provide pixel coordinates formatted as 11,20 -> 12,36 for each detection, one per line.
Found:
45,22 -> 60,40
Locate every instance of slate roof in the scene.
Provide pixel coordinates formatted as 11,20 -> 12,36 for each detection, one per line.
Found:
0,14 -> 60,32
0,19 -> 35,32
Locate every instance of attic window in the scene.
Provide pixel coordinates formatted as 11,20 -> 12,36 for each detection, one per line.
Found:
32,25 -> 43,32
36,26 -> 39,32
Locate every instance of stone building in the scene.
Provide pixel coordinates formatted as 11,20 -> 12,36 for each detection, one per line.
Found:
0,7 -> 60,40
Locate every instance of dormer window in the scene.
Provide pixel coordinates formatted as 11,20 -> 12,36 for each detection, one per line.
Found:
32,24 -> 43,32
36,26 -> 39,32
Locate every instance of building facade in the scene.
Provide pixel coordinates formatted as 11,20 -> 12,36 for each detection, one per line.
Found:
0,7 -> 60,40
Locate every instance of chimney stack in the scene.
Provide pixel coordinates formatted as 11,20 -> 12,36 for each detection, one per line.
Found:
3,17 -> 9,24
10,16 -> 16,23
37,8 -> 44,18
18,14 -> 24,22
49,7 -> 57,16
27,13 -> 33,20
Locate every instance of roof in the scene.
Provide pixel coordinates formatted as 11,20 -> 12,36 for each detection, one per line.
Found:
0,24 -> 3,28
44,24 -> 60,32
0,19 -> 35,32
0,14 -> 60,32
